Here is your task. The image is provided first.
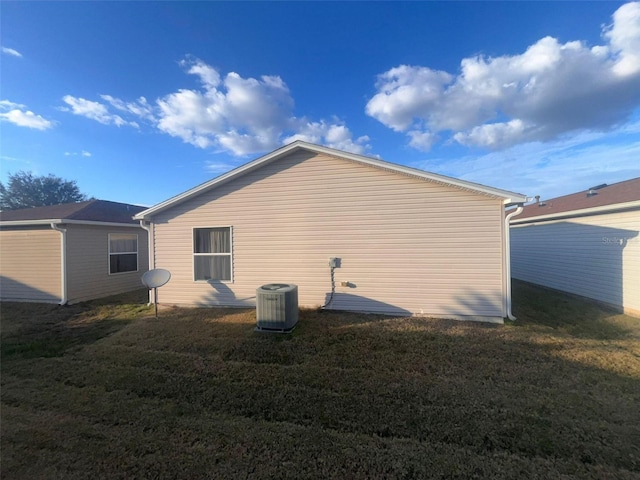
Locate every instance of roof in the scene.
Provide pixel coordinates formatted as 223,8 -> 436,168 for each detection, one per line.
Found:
0,200 -> 147,226
135,141 -> 527,220
512,177 -> 640,223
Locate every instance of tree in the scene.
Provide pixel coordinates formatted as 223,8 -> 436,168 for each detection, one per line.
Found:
0,171 -> 90,210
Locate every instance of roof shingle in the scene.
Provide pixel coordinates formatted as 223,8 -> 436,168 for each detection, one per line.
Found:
0,200 -> 146,224
514,177 -> 640,221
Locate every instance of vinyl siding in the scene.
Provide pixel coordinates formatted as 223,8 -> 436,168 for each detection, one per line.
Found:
152,151 -> 507,318
511,208 -> 640,315
65,225 -> 149,304
0,226 -> 61,302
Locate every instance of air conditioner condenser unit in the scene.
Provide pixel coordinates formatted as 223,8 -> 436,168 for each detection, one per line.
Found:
255,283 -> 299,332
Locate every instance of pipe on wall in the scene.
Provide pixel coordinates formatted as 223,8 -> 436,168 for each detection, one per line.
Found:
504,205 -> 524,321
50,223 -> 68,305
139,220 -> 154,305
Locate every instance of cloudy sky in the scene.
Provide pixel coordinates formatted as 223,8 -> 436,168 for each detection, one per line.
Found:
1,1 -> 639,206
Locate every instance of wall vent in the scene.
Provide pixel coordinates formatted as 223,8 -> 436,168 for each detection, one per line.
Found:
256,283 -> 298,332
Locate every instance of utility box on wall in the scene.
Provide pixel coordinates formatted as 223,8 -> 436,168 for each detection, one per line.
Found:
255,283 -> 299,332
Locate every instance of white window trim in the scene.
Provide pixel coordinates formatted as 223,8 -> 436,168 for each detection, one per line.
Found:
108,233 -> 139,275
192,226 -> 233,283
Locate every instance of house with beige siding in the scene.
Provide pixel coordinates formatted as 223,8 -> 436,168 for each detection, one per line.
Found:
134,141 -> 527,322
1,200 -> 149,304
511,178 -> 640,317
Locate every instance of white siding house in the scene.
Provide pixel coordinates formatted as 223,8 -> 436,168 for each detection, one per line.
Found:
0,200 -> 149,304
511,178 -> 640,316
135,141 -> 527,322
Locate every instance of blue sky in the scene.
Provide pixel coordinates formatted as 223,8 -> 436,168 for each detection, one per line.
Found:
1,1 -> 639,207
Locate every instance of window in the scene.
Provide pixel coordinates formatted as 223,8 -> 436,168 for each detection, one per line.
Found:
194,227 -> 232,281
109,234 -> 138,274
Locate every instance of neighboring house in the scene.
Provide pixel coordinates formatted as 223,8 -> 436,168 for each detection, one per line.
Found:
0,200 -> 149,304
134,141 -> 526,323
511,178 -> 640,316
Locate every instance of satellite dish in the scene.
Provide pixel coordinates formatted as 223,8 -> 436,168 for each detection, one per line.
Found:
141,269 -> 171,317
142,268 -> 171,288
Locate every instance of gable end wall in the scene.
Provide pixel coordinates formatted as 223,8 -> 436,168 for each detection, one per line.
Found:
152,151 -> 507,318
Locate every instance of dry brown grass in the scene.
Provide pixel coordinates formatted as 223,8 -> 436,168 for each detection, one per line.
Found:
2,282 -> 639,479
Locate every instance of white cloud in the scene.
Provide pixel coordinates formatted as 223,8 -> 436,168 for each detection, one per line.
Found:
408,130 -> 439,151
283,119 -> 370,154
155,59 -> 296,155
60,57 -> 368,158
453,119 -> 531,149
64,150 -> 92,157
604,1 -> 640,76
365,65 -> 452,132
0,100 -> 25,109
205,160 -> 238,174
61,95 -> 138,127
366,1 -> 640,152
413,123 -> 640,200
1,47 -> 22,58
180,57 -> 221,88
0,100 -> 54,130
101,95 -> 155,121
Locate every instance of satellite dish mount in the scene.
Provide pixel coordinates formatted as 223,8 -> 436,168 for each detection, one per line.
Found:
141,268 -> 171,318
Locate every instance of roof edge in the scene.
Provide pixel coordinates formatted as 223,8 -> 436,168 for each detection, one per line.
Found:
135,141 -> 527,220
0,219 -> 145,228
511,200 -> 640,224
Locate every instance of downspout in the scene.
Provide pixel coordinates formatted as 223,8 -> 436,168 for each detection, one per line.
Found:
139,220 -> 154,305
504,205 -> 524,321
139,220 -> 154,270
50,223 -> 68,305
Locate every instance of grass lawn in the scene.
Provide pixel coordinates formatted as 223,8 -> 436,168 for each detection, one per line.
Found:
1,281 -> 639,479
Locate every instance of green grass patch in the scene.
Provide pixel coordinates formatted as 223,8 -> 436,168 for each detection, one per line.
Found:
1,282 -> 639,479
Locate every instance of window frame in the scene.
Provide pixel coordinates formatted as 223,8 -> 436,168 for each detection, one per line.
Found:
192,226 -> 233,283
108,233 -> 139,275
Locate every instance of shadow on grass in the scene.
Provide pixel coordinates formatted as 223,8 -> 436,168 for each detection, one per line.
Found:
50,304 -> 640,472
2,283 -> 640,478
511,279 -> 637,340
1,289 -> 150,359
1,318 -> 134,359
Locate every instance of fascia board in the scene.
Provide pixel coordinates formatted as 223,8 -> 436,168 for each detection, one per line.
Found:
0,219 -> 142,228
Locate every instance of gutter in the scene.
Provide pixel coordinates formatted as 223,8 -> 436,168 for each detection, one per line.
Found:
50,223 -> 68,305
503,205 -> 524,321
1,219 -> 141,228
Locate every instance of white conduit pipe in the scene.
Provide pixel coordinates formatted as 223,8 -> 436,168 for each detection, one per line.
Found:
139,220 -> 154,306
504,205 -> 524,321
50,223 -> 68,305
